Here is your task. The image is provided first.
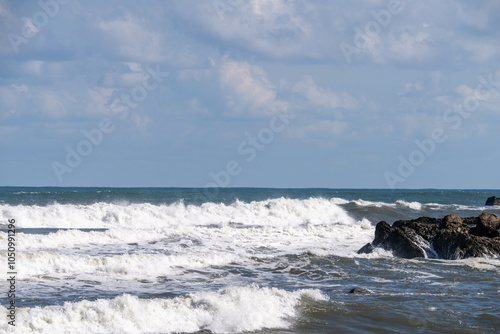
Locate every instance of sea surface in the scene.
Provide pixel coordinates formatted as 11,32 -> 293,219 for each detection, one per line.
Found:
1,187 -> 499,333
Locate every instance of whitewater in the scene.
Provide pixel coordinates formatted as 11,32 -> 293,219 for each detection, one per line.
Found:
0,188 -> 499,333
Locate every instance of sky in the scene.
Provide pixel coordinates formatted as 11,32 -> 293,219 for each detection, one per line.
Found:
1,0 -> 499,189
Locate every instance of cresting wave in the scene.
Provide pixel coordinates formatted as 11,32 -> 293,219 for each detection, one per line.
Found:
0,286 -> 328,334
2,196 -> 496,230
350,198 -> 495,212
1,197 -> 359,229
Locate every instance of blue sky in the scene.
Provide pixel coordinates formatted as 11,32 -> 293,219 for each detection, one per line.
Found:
1,0 -> 499,188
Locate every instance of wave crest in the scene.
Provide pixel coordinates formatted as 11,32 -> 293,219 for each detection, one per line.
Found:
1,287 -> 328,334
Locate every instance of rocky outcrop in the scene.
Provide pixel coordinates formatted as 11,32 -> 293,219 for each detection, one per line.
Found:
485,196 -> 500,206
358,213 -> 500,259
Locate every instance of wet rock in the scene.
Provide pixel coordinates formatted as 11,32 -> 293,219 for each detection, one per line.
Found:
373,221 -> 392,246
440,214 -> 468,232
349,288 -> 364,293
485,196 -> 500,206
357,243 -> 374,254
378,227 -> 427,259
474,212 -> 500,238
392,217 -> 440,240
433,230 -> 500,259
358,213 -> 500,260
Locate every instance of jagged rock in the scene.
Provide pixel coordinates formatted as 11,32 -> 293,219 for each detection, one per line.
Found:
378,227 -> 427,258
358,213 -> 500,260
373,221 -> 392,246
392,217 -> 440,240
357,243 -> 374,254
485,196 -> 500,206
433,230 -> 500,259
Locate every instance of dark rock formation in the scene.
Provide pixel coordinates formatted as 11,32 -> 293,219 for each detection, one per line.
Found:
373,221 -> 392,246
474,212 -> 500,237
358,213 -> 500,259
485,196 -> 500,206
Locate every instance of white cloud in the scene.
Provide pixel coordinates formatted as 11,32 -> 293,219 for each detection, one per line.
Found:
219,59 -> 285,116
293,76 -> 359,112
385,31 -> 434,63
22,61 -> 44,76
37,91 -> 66,118
98,14 -> 165,62
454,80 -> 500,115
87,87 -> 114,115
190,0 -> 312,58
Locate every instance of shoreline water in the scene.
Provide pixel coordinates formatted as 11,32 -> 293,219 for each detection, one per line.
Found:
1,188 -> 499,333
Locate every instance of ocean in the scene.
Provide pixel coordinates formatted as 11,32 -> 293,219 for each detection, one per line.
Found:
1,187 -> 499,333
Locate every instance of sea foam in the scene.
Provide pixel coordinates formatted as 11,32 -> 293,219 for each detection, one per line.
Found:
0,286 -> 328,334
0,197 -> 358,229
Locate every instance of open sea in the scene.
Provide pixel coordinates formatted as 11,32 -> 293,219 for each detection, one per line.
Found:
1,187 -> 499,333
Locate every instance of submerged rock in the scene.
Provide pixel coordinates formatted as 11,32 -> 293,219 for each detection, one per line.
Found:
485,196 -> 500,206
358,213 -> 500,259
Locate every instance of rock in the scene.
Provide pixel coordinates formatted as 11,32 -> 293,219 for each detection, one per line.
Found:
378,227 -> 429,259
357,243 -> 374,254
357,221 -> 392,254
349,288 -> 364,293
358,213 -> 500,260
373,221 -> 392,246
473,212 -> 500,238
433,230 -> 500,259
462,217 -> 479,226
485,196 -> 500,206
392,217 -> 440,240
440,214 -> 467,232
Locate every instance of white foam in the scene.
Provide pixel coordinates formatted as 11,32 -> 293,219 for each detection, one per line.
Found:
348,198 -> 500,213
1,251 -> 239,280
351,199 -> 423,210
0,219 -> 375,280
0,197 -> 360,229
395,200 -> 423,210
0,198 -> 376,269
0,286 -> 328,334
437,257 -> 500,271
1,228 -> 170,251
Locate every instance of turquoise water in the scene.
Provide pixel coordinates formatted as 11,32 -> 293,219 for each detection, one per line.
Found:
1,188 -> 499,333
